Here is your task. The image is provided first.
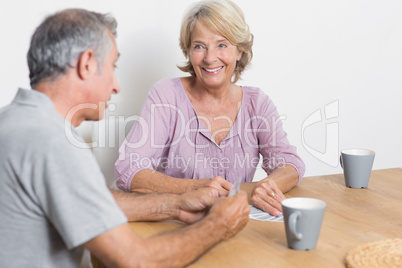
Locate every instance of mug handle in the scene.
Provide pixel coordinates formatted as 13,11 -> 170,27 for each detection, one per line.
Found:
289,211 -> 303,240
340,155 -> 343,169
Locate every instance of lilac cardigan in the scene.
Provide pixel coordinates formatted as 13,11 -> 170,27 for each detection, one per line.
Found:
115,78 -> 305,191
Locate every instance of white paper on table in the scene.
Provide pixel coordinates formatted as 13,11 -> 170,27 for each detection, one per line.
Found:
248,205 -> 284,222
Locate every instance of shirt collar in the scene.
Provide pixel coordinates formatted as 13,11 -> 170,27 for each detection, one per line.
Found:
13,88 -> 56,111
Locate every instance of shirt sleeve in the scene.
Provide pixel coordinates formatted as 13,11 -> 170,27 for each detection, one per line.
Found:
33,135 -> 127,250
114,81 -> 174,191
254,90 -> 306,183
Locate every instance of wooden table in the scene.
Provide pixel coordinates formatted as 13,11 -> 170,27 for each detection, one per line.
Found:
93,168 -> 402,267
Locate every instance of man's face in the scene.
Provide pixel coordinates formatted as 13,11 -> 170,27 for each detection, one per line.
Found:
84,32 -> 120,122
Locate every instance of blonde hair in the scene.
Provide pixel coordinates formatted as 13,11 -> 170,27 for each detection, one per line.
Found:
178,0 -> 253,83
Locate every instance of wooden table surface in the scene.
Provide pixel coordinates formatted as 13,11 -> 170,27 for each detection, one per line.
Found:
93,168 -> 402,267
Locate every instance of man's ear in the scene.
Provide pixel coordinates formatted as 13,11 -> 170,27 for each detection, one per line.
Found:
76,49 -> 97,80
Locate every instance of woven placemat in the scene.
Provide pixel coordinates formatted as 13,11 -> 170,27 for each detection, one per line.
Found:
346,238 -> 402,268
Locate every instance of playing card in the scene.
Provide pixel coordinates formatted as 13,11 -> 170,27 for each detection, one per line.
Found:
228,177 -> 241,197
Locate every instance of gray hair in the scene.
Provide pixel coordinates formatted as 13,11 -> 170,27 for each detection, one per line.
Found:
28,8 -> 117,88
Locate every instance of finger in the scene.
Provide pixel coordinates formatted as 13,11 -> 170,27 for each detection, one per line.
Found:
267,181 -> 286,200
217,188 -> 229,197
180,189 -> 215,211
204,187 -> 227,200
261,192 -> 283,213
254,183 -> 280,203
264,183 -> 286,212
179,210 -> 206,224
251,186 -> 282,216
207,188 -> 221,198
272,184 -> 286,201
258,183 -> 283,211
196,188 -> 223,208
207,182 -> 229,196
252,195 -> 281,216
208,180 -> 230,193
199,194 -> 219,209
221,180 -> 233,191
214,176 -> 232,191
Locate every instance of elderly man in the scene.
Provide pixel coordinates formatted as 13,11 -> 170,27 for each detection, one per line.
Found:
0,8 -> 250,268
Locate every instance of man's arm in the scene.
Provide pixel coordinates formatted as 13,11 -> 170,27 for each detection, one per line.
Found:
110,187 -> 223,223
85,192 -> 250,268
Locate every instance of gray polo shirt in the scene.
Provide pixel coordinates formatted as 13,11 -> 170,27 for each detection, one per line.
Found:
0,89 -> 127,267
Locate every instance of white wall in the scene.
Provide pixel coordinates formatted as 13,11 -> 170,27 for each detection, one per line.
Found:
1,0 -> 401,186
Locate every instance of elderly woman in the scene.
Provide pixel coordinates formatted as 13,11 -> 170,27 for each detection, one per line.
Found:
115,0 -> 305,216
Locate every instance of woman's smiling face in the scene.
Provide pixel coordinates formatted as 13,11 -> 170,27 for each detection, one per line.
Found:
189,22 -> 243,90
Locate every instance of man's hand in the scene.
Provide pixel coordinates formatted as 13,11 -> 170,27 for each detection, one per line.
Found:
194,176 -> 232,196
177,188 -> 223,223
250,179 -> 286,216
207,191 -> 250,240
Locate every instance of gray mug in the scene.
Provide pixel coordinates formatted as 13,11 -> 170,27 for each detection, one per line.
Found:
340,149 -> 375,188
282,198 -> 326,250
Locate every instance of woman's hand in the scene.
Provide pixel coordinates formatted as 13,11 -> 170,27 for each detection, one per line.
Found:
193,176 -> 232,196
176,188 -> 223,223
250,178 -> 286,216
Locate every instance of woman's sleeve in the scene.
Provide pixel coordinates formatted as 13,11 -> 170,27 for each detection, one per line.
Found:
255,92 -> 306,184
114,84 -> 173,191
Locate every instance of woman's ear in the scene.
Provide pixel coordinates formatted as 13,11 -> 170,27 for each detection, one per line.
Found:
236,49 -> 243,61
76,49 -> 97,80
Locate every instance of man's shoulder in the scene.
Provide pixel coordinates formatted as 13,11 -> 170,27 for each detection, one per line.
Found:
0,100 -> 70,153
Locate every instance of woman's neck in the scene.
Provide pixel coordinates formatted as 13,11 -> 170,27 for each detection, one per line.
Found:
183,76 -> 239,105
